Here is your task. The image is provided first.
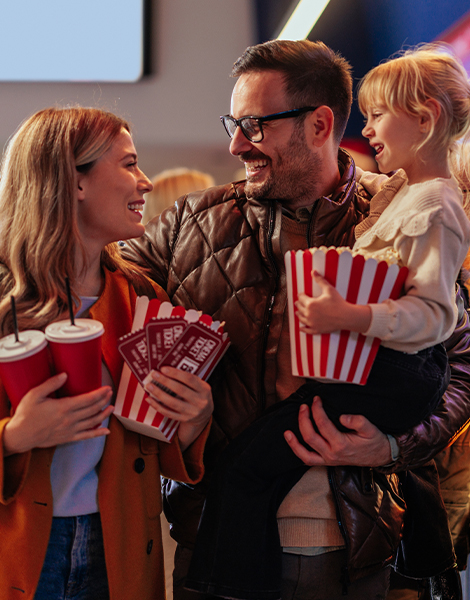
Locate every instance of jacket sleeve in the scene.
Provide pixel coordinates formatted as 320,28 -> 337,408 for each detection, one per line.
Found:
0,412 -> 32,504
159,420 -> 211,485
121,204 -> 182,291
381,285 -> 470,472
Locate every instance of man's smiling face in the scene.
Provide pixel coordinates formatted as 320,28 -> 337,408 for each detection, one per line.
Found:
228,70 -> 322,208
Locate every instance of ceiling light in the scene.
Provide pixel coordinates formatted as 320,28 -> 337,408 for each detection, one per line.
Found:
277,0 -> 331,40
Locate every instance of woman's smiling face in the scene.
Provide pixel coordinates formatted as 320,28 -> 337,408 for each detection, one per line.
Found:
76,128 -> 152,249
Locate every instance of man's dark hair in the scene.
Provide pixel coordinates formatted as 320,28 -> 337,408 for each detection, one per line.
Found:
232,40 -> 353,145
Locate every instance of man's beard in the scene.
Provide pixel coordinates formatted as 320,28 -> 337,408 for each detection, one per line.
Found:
244,125 -> 323,208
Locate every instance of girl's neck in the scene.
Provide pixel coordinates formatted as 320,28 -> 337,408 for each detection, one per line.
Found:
405,148 -> 451,185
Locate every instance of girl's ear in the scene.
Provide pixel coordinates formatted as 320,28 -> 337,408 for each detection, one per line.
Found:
420,98 -> 441,132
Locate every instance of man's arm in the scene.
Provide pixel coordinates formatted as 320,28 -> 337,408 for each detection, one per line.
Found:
122,205 -> 180,290
388,286 -> 470,471
285,285 -> 470,471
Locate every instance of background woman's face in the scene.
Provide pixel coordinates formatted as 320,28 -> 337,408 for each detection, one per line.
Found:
76,129 -> 152,250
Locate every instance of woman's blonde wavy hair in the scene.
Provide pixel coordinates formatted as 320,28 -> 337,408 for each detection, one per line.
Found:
0,106 -> 150,335
357,43 -> 470,209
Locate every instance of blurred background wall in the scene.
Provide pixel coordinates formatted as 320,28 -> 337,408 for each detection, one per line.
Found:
0,0 -> 469,182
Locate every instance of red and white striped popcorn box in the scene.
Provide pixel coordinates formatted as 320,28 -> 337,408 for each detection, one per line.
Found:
285,246 -> 409,385
115,296 -> 182,442
115,297 -> 230,442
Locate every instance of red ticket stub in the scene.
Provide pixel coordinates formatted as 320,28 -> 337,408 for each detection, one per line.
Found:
118,329 -> 149,385
157,322 -> 223,376
146,317 -> 187,370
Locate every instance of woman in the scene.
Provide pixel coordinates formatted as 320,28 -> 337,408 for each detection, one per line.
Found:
0,107 -> 213,600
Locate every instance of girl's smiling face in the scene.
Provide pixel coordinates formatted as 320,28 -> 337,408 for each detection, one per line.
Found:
362,105 -> 425,183
76,129 -> 152,250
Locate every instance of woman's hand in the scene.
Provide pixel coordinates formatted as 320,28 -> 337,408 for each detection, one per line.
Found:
283,396 -> 392,467
144,366 -> 213,451
3,373 -> 113,456
296,271 -> 371,335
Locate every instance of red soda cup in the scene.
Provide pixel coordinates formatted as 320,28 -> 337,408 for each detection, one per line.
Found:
0,330 -> 52,410
45,319 -> 104,397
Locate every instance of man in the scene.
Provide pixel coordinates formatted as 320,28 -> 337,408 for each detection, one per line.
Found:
124,40 -> 470,599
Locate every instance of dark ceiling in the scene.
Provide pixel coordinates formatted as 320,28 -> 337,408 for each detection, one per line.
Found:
254,0 -> 470,138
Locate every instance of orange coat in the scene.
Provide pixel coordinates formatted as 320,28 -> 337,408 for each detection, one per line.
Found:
0,268 -> 209,600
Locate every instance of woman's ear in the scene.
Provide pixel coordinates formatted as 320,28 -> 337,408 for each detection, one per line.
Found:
420,98 -> 441,132
305,106 -> 335,148
76,172 -> 86,201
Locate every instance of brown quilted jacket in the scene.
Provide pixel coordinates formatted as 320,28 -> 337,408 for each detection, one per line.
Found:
123,151 -> 470,584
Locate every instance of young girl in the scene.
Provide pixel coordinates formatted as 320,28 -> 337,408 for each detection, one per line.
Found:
185,44 -> 470,600
0,107 -> 213,600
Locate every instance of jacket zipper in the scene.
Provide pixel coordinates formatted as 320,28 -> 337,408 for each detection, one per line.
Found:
259,201 -> 280,411
306,199 -> 320,246
328,466 -> 351,594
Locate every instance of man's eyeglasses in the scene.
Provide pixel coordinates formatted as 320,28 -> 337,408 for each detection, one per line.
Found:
220,107 -> 318,143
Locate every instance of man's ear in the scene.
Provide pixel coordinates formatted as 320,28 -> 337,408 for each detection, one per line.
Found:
306,106 -> 335,148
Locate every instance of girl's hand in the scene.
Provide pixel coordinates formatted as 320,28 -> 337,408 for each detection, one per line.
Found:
295,271 -> 371,335
295,271 -> 348,334
3,373 -> 114,456
144,367 -> 213,451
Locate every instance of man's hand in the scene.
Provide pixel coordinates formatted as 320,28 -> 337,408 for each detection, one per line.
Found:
284,396 -> 392,467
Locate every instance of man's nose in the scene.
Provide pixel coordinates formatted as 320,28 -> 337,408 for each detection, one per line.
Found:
229,125 -> 254,156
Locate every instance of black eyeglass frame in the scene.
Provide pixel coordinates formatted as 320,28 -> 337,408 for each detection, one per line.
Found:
220,106 -> 319,143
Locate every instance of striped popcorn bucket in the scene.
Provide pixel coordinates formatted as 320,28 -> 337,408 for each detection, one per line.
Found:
115,296 -> 181,442
285,247 -> 408,385
115,296 -> 230,442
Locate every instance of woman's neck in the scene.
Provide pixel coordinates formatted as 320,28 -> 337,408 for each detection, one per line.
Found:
75,251 -> 103,297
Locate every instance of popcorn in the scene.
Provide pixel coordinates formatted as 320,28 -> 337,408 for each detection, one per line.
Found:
285,246 -> 408,385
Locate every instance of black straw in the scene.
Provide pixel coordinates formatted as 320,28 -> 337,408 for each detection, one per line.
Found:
10,295 -> 19,342
65,277 -> 75,326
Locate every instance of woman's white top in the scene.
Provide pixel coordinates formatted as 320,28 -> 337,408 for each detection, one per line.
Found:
50,296 -> 112,517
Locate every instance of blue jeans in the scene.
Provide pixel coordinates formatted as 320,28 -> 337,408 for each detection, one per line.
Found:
34,513 -> 109,600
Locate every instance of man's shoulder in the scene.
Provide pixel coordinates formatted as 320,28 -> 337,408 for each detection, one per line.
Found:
182,180 -> 247,214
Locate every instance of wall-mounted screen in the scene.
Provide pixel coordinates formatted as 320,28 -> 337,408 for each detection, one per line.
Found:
0,0 -> 148,82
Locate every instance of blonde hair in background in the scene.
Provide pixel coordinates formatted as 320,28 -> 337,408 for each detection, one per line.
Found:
142,167 -> 215,224
0,106 -> 150,335
357,43 -> 470,210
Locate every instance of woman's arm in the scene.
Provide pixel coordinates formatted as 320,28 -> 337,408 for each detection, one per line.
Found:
143,366 -> 213,452
3,374 -> 113,455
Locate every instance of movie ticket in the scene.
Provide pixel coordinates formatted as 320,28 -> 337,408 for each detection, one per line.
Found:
118,328 -> 150,385
146,317 -> 187,369
115,296 -> 230,442
156,322 -> 224,376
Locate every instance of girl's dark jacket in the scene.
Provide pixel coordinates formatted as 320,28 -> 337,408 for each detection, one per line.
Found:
124,151 -> 470,584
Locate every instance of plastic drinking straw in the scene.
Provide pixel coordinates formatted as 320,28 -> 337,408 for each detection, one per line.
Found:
10,295 -> 19,342
65,277 -> 75,326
